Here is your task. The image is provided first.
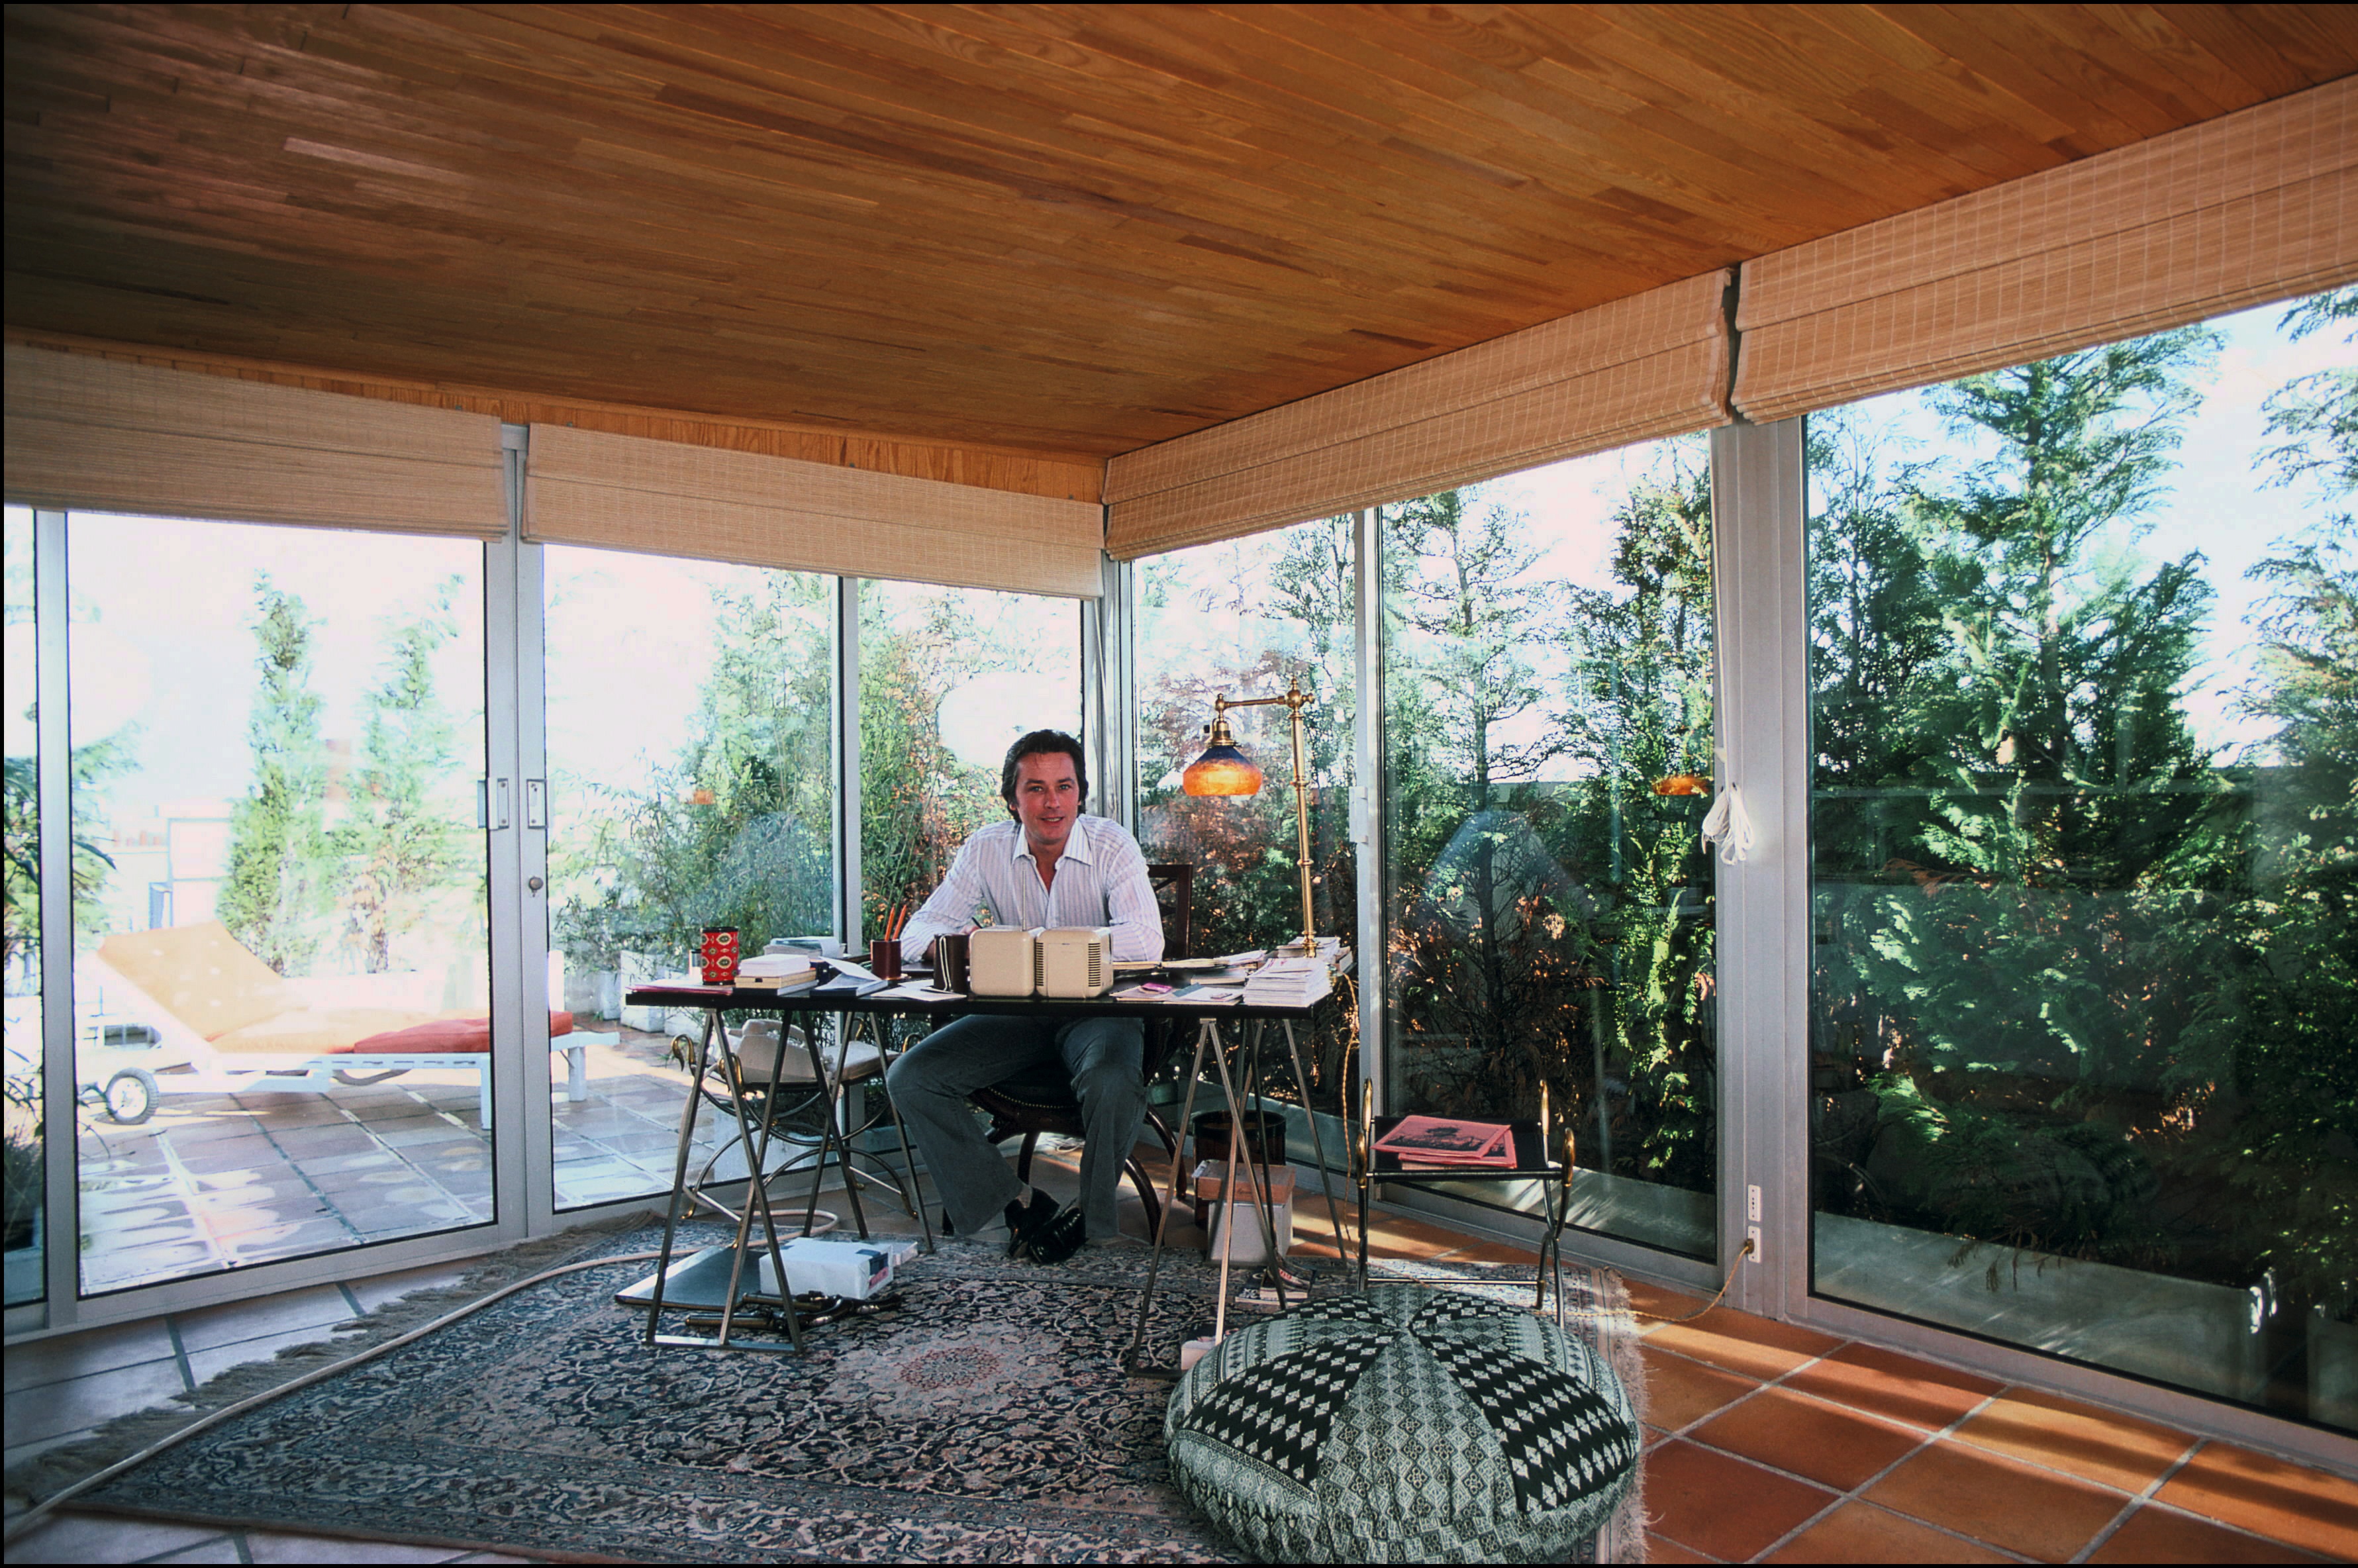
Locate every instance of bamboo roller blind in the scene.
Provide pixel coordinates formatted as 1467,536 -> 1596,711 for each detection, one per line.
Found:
1103,270 -> 1732,560
524,424 -> 1106,598
1734,78 -> 2358,424
3,344 -> 507,538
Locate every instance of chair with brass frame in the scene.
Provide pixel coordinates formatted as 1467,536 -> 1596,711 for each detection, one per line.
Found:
965,862 -> 1194,1234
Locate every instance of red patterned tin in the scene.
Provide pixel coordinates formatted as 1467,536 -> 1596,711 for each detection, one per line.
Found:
699,926 -> 742,985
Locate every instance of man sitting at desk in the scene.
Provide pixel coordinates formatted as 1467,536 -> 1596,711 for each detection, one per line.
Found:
889,729 -> 1164,1263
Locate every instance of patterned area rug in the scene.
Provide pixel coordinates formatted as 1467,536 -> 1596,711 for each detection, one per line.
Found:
72,1221 -> 1644,1563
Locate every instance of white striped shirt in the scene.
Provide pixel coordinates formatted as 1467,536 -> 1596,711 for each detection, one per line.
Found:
899,815 -> 1165,963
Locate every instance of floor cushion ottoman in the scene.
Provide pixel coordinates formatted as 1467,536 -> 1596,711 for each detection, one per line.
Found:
1164,1284 -> 1640,1563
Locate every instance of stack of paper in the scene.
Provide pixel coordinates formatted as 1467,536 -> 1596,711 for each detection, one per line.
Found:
1241,956 -> 1332,1007
1371,1114 -> 1518,1168
735,952 -> 820,993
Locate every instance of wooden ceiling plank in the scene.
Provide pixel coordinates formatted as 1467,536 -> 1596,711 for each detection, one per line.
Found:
2071,4 -> 2286,111
1361,2 -> 2008,201
1675,7 -> 2080,177
1995,4 -> 2237,126
2226,4 -> 2358,80
1859,4 -> 2179,154
1214,4 -> 1899,250
1538,5 -> 2045,197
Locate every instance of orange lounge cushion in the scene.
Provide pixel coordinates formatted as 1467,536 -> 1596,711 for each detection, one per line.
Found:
338,1011 -> 577,1055
208,1009 -> 575,1057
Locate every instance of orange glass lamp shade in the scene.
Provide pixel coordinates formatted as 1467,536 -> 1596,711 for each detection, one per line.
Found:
1182,715 -> 1264,797
1651,773 -> 1707,797
1183,744 -> 1263,796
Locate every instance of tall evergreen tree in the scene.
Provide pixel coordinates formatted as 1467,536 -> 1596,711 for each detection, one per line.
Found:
338,583 -> 466,973
217,575 -> 329,974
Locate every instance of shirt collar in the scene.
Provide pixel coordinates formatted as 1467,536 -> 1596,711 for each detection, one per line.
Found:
1009,814 -> 1094,866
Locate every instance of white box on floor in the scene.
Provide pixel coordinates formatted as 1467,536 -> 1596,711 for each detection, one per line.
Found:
1206,1199 -> 1293,1267
753,1236 -> 897,1300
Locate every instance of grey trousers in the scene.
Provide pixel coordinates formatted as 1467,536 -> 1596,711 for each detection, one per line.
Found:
883,1012 -> 1146,1242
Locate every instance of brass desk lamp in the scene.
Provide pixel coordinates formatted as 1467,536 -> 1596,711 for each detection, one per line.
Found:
1181,676 -> 1318,955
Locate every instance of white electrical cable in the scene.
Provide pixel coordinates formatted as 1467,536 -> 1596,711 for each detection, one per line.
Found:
1699,785 -> 1754,864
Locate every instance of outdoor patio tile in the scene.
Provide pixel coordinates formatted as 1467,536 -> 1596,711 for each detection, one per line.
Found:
295,1150 -> 404,1177
594,1130 -> 687,1155
1951,1384 -> 2198,1493
2088,1501 -> 2331,1563
150,1120 -> 272,1149
1863,1438 -> 2132,1561
172,1283 -> 353,1351
1644,1437 -> 1839,1562
2,1318 -> 175,1393
1762,1499 -> 2012,1563
2152,1442 -> 2358,1559
372,1121 -> 476,1149
81,1241 -> 215,1287
171,1144 -> 288,1175
190,1179 -> 324,1210
1,1359 -> 188,1445
1640,1344 -> 1762,1432
1644,1311 -> 1845,1382
1782,1342 -> 2006,1431
258,1128 -> 377,1157
79,1200 -> 194,1228
1690,1383 -> 1928,1492
223,1218 -> 365,1257
2,1510 -> 230,1565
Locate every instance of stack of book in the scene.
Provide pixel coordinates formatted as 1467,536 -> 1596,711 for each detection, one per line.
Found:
1241,956 -> 1332,1008
734,952 -> 820,993
1371,1114 -> 1518,1169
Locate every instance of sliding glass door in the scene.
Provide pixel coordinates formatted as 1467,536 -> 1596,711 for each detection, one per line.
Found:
1805,291 -> 2355,1432
540,548 -> 837,1211
64,513 -> 495,1296
1381,441 -> 1719,1259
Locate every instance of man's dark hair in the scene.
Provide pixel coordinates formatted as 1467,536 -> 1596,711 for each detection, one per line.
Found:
1000,730 -> 1088,817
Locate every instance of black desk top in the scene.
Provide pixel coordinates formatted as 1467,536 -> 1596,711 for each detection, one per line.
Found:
624,983 -> 1330,1023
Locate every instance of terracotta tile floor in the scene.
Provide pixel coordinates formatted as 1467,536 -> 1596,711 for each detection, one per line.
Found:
6,1142 -> 2355,1563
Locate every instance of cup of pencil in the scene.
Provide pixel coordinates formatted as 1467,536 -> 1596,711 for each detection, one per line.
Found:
870,904 -> 910,981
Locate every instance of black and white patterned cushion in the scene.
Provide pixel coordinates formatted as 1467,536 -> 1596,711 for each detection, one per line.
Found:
1163,1285 -> 1639,1563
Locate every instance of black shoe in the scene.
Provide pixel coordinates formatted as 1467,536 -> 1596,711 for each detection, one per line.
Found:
1005,1191 -> 1059,1259
1017,1203 -> 1087,1265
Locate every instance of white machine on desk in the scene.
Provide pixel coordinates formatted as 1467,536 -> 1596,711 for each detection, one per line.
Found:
966,925 -> 1115,999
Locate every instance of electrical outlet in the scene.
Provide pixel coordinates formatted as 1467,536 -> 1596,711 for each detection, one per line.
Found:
1745,1224 -> 1763,1263
1747,1184 -> 1762,1223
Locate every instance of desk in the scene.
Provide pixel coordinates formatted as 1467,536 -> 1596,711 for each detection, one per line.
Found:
622,983 -> 1351,1357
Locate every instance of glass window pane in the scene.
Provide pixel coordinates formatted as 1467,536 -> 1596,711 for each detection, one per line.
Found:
1382,442 -> 1718,1258
1806,289 -> 2357,1432
1133,518 -> 1358,1104
68,514 -> 493,1295
4,505 -> 40,1306
542,550 -> 836,1211
858,581 -> 1079,934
